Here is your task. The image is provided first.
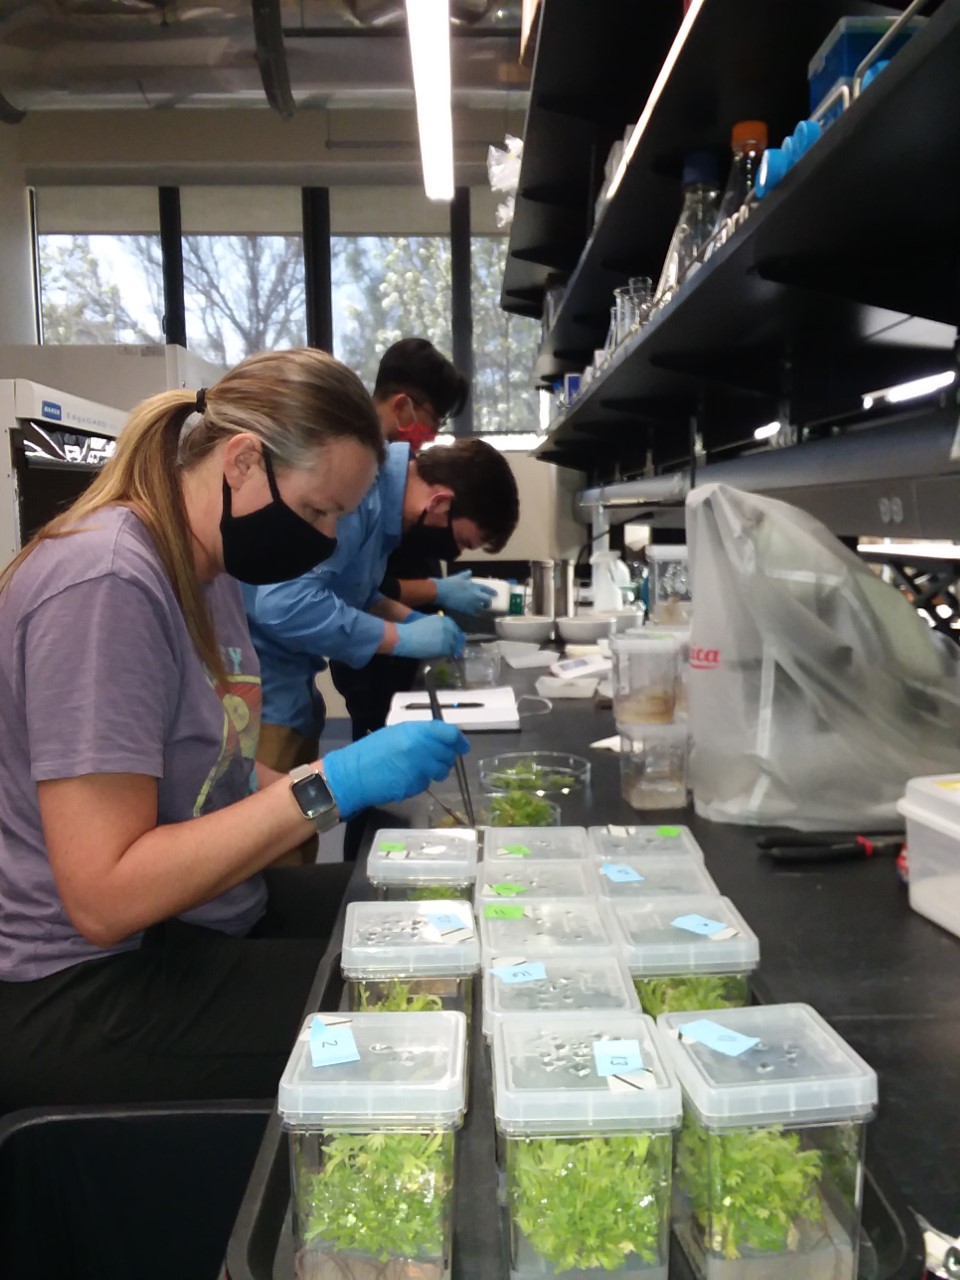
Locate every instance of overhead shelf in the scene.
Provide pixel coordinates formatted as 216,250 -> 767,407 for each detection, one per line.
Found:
499,0 -> 680,322
532,0 -> 960,470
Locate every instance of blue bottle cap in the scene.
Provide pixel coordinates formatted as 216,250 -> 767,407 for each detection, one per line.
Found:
755,148 -> 791,200
792,119 -> 823,157
861,59 -> 890,91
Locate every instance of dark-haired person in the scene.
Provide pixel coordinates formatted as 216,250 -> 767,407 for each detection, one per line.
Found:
245,437 -> 520,826
0,348 -> 469,1109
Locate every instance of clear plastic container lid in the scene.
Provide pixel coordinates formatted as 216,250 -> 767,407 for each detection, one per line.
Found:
475,859 -> 598,903
610,633 -> 678,656
278,1010 -> 467,1128
609,896 -> 759,976
479,897 -> 615,961
656,1003 -> 877,1129
482,826 -> 590,861
342,900 -> 480,978
589,824 -> 705,861
367,827 -> 478,887
898,773 -> 960,836
482,951 -> 640,1041
493,1012 -> 681,1135
596,855 -> 719,899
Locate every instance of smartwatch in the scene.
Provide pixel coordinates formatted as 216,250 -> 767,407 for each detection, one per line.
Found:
288,765 -> 340,833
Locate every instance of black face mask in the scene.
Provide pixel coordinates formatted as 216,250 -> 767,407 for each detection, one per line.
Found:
402,507 -> 461,563
220,450 -> 338,585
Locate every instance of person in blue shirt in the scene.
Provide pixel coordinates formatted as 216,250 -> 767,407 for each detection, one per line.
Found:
245,435 -> 519,797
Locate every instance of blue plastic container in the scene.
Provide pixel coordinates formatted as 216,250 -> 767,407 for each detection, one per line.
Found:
808,16 -> 924,114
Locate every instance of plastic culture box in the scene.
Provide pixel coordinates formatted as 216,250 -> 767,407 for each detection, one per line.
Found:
479,897 -> 615,964
475,859 -> 598,907
596,854 -> 719,900
493,1012 -> 681,1279
342,900 -> 479,1018
482,952 -> 639,1044
897,772 -> 960,940
367,828 -> 478,902
590,823 -> 706,861
610,896 -> 759,1017
657,1004 -> 877,1280
279,1010 -> 467,1280
483,826 -> 591,862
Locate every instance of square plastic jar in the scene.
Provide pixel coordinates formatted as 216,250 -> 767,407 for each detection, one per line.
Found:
609,895 -> 759,1017
493,1012 -> 681,1280
342,900 -> 479,1018
596,855 -> 719,900
589,824 -> 706,861
367,828 -> 478,902
483,826 -> 591,862
279,1010 -> 467,1280
657,1004 -> 877,1280
645,545 -> 692,626
475,859 -> 598,908
479,897 -> 616,964
482,951 -> 640,1045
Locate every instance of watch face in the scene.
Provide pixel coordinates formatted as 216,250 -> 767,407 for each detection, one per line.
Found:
292,770 -> 335,819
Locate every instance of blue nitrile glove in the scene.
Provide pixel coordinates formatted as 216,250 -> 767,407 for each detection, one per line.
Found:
401,611 -> 428,623
393,614 -> 465,659
323,722 -> 470,819
432,570 -> 497,615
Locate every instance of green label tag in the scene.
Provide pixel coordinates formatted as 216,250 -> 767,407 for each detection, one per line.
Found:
655,826 -> 681,838
492,883 -> 527,896
484,903 -> 526,920
378,841 -> 407,853
499,844 -> 531,857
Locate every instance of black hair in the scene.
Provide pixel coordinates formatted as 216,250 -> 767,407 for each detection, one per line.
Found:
415,438 -> 519,554
373,337 -> 469,422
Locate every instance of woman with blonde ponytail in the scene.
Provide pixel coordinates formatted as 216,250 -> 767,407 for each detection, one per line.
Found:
0,347 -> 468,1109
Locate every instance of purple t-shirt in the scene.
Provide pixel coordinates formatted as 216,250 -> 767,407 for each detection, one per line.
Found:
0,506 -> 268,980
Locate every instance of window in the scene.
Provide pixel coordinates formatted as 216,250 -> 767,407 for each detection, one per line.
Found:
471,236 -> 540,439
331,235 -> 453,392
179,188 -> 306,366
35,188 -> 163,345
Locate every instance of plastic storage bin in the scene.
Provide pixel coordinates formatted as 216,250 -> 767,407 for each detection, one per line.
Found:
609,895 -> 759,1016
657,1003 -> 877,1280
479,897 -> 615,962
483,826 -> 591,862
342,900 -> 479,1017
645,545 -> 692,625
482,952 -> 639,1044
367,828 -> 478,902
807,16 -> 925,114
590,823 -> 706,861
897,773 -> 960,939
596,854 -> 719,900
611,633 -> 681,725
493,1012 -> 682,1279
278,1010 -> 467,1280
474,858 -> 597,906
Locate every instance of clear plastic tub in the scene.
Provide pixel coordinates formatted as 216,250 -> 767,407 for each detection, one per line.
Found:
342,900 -> 479,1017
611,633 -> 681,725
478,752 -> 591,796
483,826 -> 591,862
482,951 -> 639,1043
278,1010 -> 467,1280
609,895 -> 759,1016
493,1012 -> 681,1280
807,15 -> 925,113
479,897 -> 615,963
657,1003 -> 877,1280
590,824 -> 706,861
474,859 -> 598,906
897,772 -> 960,939
596,854 -> 719,900
646,545 -> 692,626
367,828 -> 478,902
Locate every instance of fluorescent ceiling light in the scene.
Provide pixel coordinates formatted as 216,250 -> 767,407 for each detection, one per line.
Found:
406,0 -> 454,202
753,421 -> 780,441
861,370 -> 955,409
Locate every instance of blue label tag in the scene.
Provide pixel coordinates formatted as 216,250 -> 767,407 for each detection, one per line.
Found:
41,399 -> 62,422
601,863 -> 645,884
491,961 -> 547,985
672,913 -> 728,937
678,1019 -> 759,1058
309,1016 -> 360,1068
593,1038 -> 644,1078
424,911 -> 469,935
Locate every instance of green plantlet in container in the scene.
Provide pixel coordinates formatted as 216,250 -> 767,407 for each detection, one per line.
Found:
298,1129 -> 454,1274
356,982 -> 443,1013
489,791 -> 555,827
634,973 -> 749,1017
508,1133 -> 670,1272
677,1117 -> 823,1261
406,884 -> 471,902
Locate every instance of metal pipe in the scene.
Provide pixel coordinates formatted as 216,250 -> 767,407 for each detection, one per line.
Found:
577,472 -> 691,518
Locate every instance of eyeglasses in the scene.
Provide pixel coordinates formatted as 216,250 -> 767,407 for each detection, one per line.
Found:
412,399 -> 451,430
